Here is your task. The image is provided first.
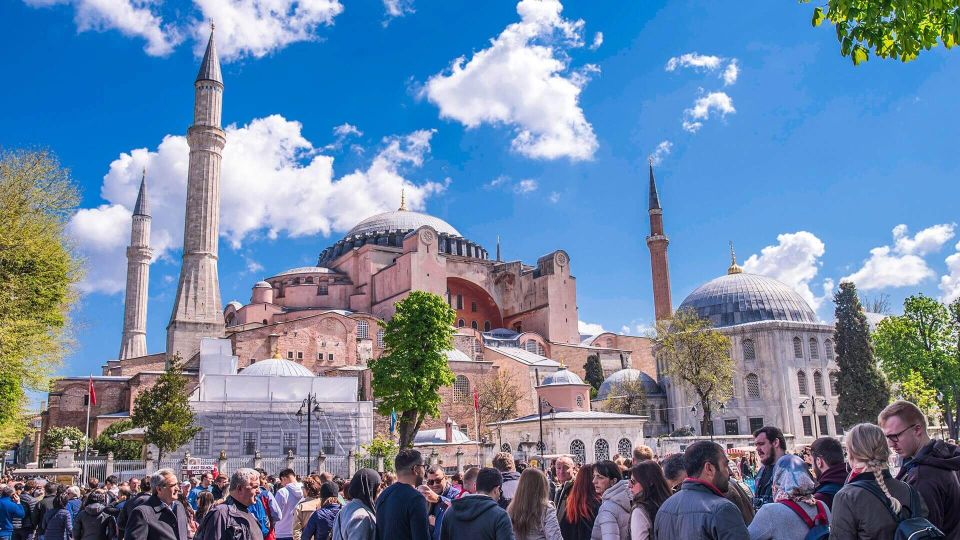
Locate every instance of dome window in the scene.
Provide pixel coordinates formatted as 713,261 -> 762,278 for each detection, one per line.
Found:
524,340 -> 538,353
742,339 -> 756,361
746,373 -> 761,399
798,370 -> 808,395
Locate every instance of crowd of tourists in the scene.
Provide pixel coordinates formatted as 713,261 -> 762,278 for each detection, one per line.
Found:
2,399 -> 959,540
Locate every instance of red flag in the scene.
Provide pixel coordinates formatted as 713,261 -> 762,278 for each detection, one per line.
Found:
473,388 -> 479,411
88,376 -> 97,407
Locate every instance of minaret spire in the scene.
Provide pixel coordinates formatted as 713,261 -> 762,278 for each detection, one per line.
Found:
398,188 -> 408,211
167,26 -> 226,362
727,240 -> 743,274
496,235 -> 501,262
119,170 -> 152,359
646,161 -> 673,322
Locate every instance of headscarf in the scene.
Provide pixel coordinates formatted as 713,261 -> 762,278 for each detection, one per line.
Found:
348,469 -> 381,514
772,454 -> 816,505
319,481 -> 340,501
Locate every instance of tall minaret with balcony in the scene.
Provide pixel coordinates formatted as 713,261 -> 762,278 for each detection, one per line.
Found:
646,160 -> 673,322
167,26 -> 226,361
119,170 -> 152,359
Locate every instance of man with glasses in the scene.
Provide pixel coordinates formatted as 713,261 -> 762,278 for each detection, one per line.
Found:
374,449 -> 429,540
195,469 -> 263,540
880,400 -> 960,539
126,469 -> 188,540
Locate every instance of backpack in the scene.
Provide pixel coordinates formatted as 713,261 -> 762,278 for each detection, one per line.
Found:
849,479 -> 945,540
779,499 -> 830,540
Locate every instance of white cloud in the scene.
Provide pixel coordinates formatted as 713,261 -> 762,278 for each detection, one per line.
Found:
619,322 -> 654,336
841,224 -> 955,291
941,241 -> 960,302
722,59 -> 739,86
423,0 -> 598,161
68,115 -> 446,294
244,257 -> 264,274
514,179 -> 538,194
648,140 -> 672,166
665,53 -> 722,72
486,175 -> 509,189
682,91 -> 735,133
383,0 -> 414,22
324,122 -> 363,150
24,0 -> 179,56
589,31 -> 603,50
548,191 -> 560,203
578,320 -> 605,335
742,231 -> 833,310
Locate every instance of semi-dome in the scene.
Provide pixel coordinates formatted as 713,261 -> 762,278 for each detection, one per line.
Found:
541,367 -> 585,386
346,209 -> 461,238
239,358 -> 315,377
597,369 -> 662,400
678,272 -> 817,328
253,281 -> 272,288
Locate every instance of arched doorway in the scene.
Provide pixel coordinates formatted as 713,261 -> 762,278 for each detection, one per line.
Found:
446,277 -> 502,330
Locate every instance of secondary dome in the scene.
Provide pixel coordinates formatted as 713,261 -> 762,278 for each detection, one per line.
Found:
239,358 -> 315,377
679,272 -> 817,328
597,369 -> 662,400
345,209 -> 461,238
541,367 -> 585,386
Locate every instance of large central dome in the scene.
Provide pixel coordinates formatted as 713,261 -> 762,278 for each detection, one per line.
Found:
678,272 -> 817,328
346,209 -> 461,238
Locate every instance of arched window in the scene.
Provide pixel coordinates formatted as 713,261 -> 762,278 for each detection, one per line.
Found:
525,340 -> 538,353
570,440 -> 585,464
458,319 -> 465,328
471,321 -> 478,330
742,339 -> 756,361
746,373 -> 761,399
814,371 -> 825,396
453,375 -> 470,402
618,438 -> 632,457
484,321 -> 491,332
829,371 -> 839,395
825,340 -> 835,360
798,370 -> 808,395
537,342 -> 545,356
809,338 -> 820,359
501,443 -> 511,454
594,439 -> 610,461
793,337 -> 803,359
376,329 -> 385,349
357,320 -> 369,340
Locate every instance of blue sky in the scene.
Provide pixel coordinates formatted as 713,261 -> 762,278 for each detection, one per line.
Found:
2,0 -> 958,379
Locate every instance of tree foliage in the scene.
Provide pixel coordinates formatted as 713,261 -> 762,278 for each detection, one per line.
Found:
834,282 -> 890,427
40,426 -> 87,459
93,420 -> 142,460
474,370 -> 525,440
602,378 -> 648,416
0,149 -> 81,448
805,0 -> 960,65
583,355 -> 604,391
370,291 -> 456,448
360,435 -> 399,472
873,294 -> 960,438
130,356 -> 200,460
655,308 -> 734,434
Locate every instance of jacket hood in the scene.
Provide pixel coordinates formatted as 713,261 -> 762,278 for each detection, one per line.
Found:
446,495 -> 500,522
84,503 -> 105,515
816,462 -> 848,486
602,480 -> 632,513
914,440 -> 960,471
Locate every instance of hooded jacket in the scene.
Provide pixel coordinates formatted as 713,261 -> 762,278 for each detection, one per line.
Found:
73,503 -> 117,540
331,499 -> 375,540
812,462 -> 848,510
438,495 -> 512,540
896,439 -> 960,540
590,480 -> 631,540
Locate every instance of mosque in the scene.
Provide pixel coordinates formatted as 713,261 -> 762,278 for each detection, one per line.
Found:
38,26 -> 837,465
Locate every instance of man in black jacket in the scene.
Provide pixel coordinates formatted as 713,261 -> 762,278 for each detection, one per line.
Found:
810,437 -> 847,510
194,469 -> 262,540
439,468 -> 512,540
13,481 -> 38,540
118,477 -> 152,540
32,483 -> 57,540
125,470 -> 188,540
375,449 -> 430,540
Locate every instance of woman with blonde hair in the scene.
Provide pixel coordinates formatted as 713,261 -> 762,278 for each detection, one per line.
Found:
830,423 -> 929,540
506,468 -> 562,540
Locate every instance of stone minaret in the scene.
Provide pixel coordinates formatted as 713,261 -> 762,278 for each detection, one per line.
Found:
646,160 -> 673,322
167,26 -> 226,361
119,170 -> 152,360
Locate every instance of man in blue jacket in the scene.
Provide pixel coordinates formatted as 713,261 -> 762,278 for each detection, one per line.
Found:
375,449 -> 430,540
0,487 -> 26,540
439,468 -> 512,540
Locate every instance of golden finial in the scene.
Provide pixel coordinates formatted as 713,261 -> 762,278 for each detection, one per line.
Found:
727,240 -> 743,274
398,188 -> 408,211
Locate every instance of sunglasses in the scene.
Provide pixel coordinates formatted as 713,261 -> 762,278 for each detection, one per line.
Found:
426,478 -> 444,485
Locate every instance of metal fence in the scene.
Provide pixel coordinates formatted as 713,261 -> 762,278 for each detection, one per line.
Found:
113,460 -> 148,481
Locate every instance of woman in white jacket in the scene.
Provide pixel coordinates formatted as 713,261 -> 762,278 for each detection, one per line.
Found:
591,460 -> 632,540
506,468 -> 562,540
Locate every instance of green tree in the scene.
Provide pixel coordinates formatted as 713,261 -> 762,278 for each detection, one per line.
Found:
873,294 -> 960,437
92,420 -> 143,460
40,426 -> 87,459
130,356 -> 200,460
655,308 -> 734,436
602,377 -> 648,416
360,435 -> 399,472
370,291 -> 456,448
805,0 -> 960,65
834,282 -> 890,427
0,149 -> 81,448
583,355 -> 604,391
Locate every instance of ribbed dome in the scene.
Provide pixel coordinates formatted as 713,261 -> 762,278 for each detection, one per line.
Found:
253,281 -> 271,288
597,369 -> 662,400
274,266 -> 338,277
239,358 -> 315,377
541,368 -> 585,386
346,210 -> 461,238
679,272 -> 817,328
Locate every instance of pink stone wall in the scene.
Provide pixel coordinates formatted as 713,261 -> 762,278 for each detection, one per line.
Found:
536,384 -> 591,412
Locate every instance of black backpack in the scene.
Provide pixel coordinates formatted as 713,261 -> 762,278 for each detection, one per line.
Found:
849,479 -> 945,540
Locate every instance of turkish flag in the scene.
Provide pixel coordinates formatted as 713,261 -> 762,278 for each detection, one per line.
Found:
473,388 -> 479,411
88,376 -> 97,407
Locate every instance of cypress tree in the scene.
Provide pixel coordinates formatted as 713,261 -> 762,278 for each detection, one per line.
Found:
583,355 -> 604,391
834,282 -> 890,427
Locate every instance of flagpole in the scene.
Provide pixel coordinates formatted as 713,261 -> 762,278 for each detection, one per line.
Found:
82,375 -> 92,485
473,388 -> 481,467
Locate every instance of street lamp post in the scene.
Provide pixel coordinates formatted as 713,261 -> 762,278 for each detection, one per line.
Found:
296,393 -> 324,464
798,396 -> 829,439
